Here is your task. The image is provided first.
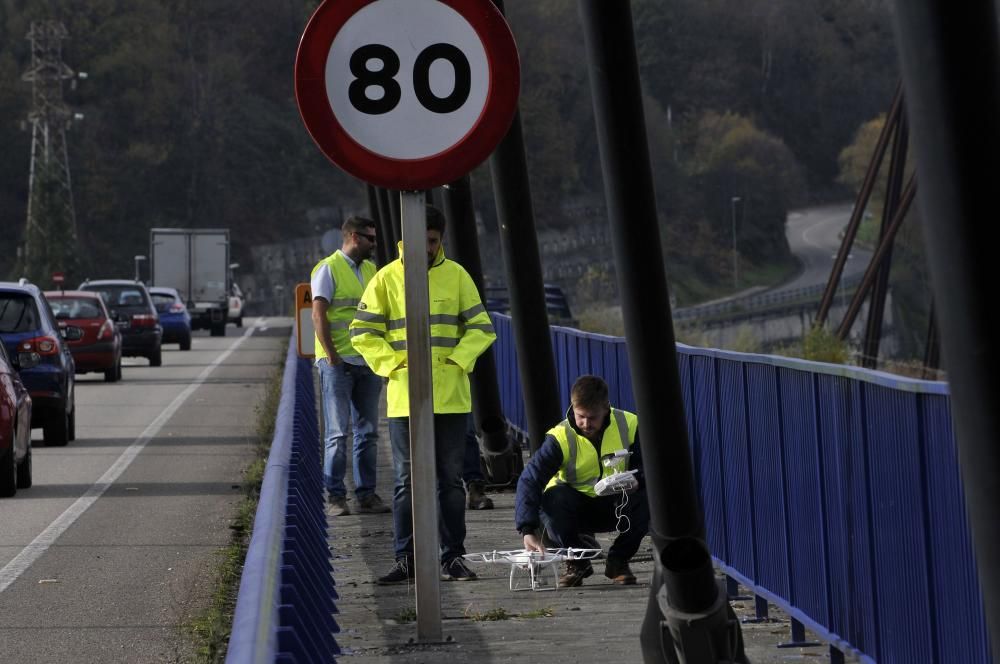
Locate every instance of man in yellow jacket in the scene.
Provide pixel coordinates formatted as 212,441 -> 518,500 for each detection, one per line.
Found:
350,205 -> 496,584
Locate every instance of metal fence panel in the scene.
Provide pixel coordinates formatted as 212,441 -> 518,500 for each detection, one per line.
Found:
865,383 -> 934,663
816,374 -> 879,655
746,363 -> 791,600
922,394 -> 991,663
778,367 -> 828,625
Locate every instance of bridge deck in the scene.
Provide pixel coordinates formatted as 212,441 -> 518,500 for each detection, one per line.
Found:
323,400 -> 855,663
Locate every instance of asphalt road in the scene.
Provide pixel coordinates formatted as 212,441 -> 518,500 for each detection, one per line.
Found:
782,202 -> 873,292
0,317 -> 291,664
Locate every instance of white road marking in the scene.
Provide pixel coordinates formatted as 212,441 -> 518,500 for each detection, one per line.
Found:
0,321 -> 263,593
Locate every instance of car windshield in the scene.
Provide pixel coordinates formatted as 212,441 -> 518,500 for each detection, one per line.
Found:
0,294 -> 40,333
150,293 -> 176,307
49,297 -> 103,319
87,286 -> 149,308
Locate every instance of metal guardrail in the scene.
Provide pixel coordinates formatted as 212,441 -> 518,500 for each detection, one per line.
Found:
492,313 -> 989,664
227,339 -> 340,664
673,274 -> 863,323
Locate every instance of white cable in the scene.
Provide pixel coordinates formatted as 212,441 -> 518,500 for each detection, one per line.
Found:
613,486 -> 631,536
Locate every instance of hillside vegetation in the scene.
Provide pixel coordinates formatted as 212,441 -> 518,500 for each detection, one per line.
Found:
0,0 -> 898,294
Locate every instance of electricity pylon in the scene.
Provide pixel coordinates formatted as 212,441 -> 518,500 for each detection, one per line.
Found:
17,20 -> 80,284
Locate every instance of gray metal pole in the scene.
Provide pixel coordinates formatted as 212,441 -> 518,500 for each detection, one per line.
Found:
891,3 -> 1000,661
577,1 -> 747,660
400,191 -> 442,642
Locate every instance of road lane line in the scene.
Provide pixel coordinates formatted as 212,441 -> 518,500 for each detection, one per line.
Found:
0,320 -> 263,593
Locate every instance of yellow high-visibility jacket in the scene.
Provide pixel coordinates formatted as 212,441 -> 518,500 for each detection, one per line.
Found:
349,242 -> 496,417
544,408 -> 638,497
311,250 -> 376,362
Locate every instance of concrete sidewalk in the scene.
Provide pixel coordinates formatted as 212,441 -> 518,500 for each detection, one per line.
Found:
322,401 -> 857,663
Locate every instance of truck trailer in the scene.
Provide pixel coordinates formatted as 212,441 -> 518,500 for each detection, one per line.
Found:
150,228 -> 230,336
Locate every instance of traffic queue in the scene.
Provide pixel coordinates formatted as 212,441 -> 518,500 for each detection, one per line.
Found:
0,276 -> 201,497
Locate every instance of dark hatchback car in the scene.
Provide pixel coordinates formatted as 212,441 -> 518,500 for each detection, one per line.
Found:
0,280 -> 78,446
79,279 -> 163,366
46,290 -> 123,382
0,340 -> 33,496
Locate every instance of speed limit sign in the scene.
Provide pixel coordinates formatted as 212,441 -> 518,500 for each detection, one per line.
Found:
295,0 -> 520,190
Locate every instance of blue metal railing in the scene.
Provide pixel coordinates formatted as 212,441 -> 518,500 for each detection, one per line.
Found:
230,322 -> 991,663
492,313 -> 991,663
227,339 -> 339,664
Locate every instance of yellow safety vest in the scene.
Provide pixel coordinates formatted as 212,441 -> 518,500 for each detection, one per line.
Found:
545,408 -> 638,497
349,242 -> 496,417
311,250 -> 376,361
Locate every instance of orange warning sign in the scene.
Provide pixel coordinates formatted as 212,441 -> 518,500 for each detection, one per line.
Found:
295,283 -> 315,358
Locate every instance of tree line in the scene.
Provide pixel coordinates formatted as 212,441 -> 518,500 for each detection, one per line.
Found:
0,0 -> 898,301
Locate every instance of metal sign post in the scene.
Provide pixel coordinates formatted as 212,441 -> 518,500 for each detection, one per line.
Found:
295,0 -> 519,644
399,191 -> 440,640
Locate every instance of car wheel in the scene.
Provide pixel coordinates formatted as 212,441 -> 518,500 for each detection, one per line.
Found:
236,316 -> 243,328
44,411 -> 69,447
180,334 -> 192,351
116,359 -> 123,381
16,445 -> 31,489
210,323 -> 225,337
149,347 -> 162,367
68,407 -> 76,441
104,365 -> 117,382
0,445 -> 16,497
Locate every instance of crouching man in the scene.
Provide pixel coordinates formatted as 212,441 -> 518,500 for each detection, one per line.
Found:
515,375 -> 650,587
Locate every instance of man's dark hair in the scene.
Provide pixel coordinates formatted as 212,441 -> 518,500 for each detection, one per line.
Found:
570,375 -> 610,409
426,205 -> 446,234
341,215 -> 376,237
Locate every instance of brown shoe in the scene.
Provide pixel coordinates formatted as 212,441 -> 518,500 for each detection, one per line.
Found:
466,480 -> 494,510
604,557 -> 636,585
558,561 -> 594,587
325,496 -> 350,517
356,493 -> 391,514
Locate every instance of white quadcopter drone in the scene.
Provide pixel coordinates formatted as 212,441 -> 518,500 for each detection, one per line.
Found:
463,547 -> 602,591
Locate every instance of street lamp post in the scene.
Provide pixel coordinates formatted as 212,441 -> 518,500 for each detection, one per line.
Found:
134,255 -> 146,282
731,196 -> 741,290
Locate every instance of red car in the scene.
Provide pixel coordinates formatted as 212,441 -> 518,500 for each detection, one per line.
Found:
0,340 -> 32,497
45,291 -> 123,382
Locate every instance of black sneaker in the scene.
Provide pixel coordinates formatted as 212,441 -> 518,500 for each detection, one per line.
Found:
376,559 -> 414,585
441,557 -> 478,581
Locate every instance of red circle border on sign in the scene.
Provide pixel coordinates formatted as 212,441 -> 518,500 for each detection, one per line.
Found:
294,0 -> 520,190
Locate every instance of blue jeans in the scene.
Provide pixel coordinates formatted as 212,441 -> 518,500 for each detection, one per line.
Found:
388,413 -> 468,562
318,359 -> 383,500
541,483 -> 650,561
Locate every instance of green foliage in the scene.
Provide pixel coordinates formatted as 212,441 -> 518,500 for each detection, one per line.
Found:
802,325 -> 849,364
466,606 -> 511,622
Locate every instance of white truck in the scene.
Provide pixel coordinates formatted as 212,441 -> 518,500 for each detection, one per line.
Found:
149,228 -> 230,336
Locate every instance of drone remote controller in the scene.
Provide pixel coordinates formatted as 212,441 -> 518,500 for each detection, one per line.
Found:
595,469 -> 638,496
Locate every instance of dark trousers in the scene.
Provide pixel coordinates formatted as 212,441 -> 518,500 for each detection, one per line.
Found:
541,483 -> 650,562
388,413 -> 468,563
462,413 -> 485,483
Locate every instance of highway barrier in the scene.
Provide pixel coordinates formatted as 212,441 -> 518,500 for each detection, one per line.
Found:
493,313 -> 990,664
227,339 -> 339,663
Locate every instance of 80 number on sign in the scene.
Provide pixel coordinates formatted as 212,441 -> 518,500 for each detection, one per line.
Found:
325,0 -> 492,161
349,43 -> 471,115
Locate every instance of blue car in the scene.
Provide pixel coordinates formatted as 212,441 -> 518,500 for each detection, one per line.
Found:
148,287 -> 192,351
0,280 -> 79,446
